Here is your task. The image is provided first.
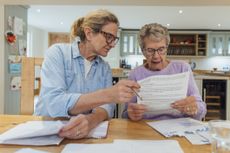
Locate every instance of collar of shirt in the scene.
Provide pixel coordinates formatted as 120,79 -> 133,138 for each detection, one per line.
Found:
71,41 -> 100,64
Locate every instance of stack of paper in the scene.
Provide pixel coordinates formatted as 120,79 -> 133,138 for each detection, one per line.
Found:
147,118 -> 211,145
0,121 -> 65,146
0,120 -> 109,146
61,139 -> 184,153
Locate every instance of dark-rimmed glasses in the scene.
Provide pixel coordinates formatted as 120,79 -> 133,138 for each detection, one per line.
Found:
100,31 -> 119,45
144,46 -> 167,56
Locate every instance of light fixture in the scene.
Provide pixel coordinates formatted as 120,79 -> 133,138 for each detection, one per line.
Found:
166,23 -> 170,27
179,10 -> 183,14
60,22 -> 64,25
217,24 -> 221,27
36,9 -> 41,13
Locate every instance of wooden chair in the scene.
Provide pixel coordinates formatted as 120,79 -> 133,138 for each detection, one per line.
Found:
20,57 -> 43,115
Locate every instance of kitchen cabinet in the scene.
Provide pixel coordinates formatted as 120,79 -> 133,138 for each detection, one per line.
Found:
209,32 -> 230,56
120,30 -> 208,57
168,33 -> 207,57
120,31 -> 142,56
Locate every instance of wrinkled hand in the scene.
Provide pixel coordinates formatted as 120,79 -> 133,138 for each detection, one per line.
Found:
127,103 -> 148,121
171,96 -> 198,116
59,114 -> 91,139
110,80 -> 140,103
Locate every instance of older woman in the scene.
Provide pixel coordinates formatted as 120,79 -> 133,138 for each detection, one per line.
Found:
122,23 -> 206,121
35,9 -> 140,139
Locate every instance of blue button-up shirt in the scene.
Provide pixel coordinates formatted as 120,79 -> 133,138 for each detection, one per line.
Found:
34,41 -> 115,118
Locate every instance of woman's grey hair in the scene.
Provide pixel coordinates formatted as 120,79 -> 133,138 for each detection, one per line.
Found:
138,23 -> 170,50
70,9 -> 119,42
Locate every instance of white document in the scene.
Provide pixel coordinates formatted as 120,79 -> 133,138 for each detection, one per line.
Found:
147,118 -> 210,145
62,140 -> 183,153
113,139 -> 184,153
0,120 -> 109,146
0,121 -> 65,146
14,148 -> 51,153
87,121 -> 109,138
61,139 -> 184,153
137,72 -> 189,114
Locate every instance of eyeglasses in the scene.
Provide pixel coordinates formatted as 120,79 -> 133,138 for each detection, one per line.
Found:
100,31 -> 119,45
144,46 -> 167,56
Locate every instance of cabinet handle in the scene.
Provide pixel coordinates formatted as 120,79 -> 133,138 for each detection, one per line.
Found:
203,88 -> 206,102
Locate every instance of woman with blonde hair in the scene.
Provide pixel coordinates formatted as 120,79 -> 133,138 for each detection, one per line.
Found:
35,9 -> 140,139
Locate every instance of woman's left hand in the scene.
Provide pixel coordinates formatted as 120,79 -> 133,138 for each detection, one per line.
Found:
171,96 -> 198,116
59,114 -> 91,139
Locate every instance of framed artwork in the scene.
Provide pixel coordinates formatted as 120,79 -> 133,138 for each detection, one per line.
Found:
48,32 -> 70,47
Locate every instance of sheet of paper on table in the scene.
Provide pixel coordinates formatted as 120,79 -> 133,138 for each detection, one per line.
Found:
0,120 -> 109,146
61,139 -> 184,153
147,118 -> 211,145
14,148 -> 51,153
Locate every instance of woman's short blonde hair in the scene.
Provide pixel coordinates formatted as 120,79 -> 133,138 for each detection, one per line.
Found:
138,23 -> 170,50
70,9 -> 119,42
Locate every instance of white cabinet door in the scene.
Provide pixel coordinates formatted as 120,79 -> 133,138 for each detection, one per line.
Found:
209,34 -> 225,56
225,35 -> 230,56
120,31 -> 142,56
120,32 -> 136,56
209,33 -> 230,56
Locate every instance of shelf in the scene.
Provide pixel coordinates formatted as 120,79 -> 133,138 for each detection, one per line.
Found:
168,33 -> 207,56
206,103 -> 221,106
170,43 -> 196,46
198,40 -> 206,42
206,96 -> 221,99
205,116 -> 221,120
207,110 -> 220,113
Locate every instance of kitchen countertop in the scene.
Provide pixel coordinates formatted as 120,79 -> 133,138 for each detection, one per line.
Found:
112,69 -> 230,79
193,70 -> 230,80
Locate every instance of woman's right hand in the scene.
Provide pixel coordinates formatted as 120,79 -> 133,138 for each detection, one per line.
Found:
110,80 -> 140,103
58,114 -> 91,139
127,103 -> 147,121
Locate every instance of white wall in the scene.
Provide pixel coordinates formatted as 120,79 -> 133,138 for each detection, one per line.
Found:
0,5 -> 5,114
193,56 -> 230,71
124,55 -> 230,71
28,25 -> 48,57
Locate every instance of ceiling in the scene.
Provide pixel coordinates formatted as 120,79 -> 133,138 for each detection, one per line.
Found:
28,5 -> 230,32
4,0 -> 230,5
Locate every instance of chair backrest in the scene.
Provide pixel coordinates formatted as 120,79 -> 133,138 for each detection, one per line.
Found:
20,57 -> 43,115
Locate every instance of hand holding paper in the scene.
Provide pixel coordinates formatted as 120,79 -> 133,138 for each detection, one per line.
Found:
137,72 -> 189,114
127,103 -> 148,121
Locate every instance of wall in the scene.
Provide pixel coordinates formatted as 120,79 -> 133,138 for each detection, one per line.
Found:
0,5 -> 5,114
4,5 -> 27,114
27,25 -> 121,68
28,25 -> 48,57
124,55 -> 230,71
193,56 -> 230,71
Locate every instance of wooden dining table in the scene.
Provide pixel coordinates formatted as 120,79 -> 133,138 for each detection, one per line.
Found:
0,115 -> 211,153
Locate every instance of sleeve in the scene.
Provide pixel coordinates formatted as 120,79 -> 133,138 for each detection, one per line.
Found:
93,63 -> 115,118
121,70 -> 137,119
186,64 -> 207,120
39,45 -> 81,117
